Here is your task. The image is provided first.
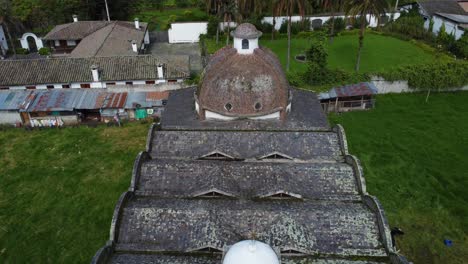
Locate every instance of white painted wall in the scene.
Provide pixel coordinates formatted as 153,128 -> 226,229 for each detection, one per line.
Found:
19,33 -> 44,50
0,111 -> 22,125
144,30 -> 150,44
0,24 -> 8,54
219,22 -> 238,31
248,111 -> 280,120
205,110 -> 237,120
67,40 -> 77,46
262,13 -> 400,30
205,109 -> 281,121
427,15 -> 465,40
168,22 -> 208,43
233,37 -> 258,54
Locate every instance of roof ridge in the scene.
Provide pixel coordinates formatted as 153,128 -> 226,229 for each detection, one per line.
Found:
89,23 -> 118,57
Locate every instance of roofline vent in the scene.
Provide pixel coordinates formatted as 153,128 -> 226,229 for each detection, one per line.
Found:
131,40 -> 138,53
91,65 -> 99,82
134,18 -> 140,29
157,64 -> 164,79
72,14 -> 78,23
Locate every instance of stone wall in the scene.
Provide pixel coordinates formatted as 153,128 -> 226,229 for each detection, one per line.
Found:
371,76 -> 468,94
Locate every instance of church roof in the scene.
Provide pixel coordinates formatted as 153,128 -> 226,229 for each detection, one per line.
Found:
162,88 -> 330,131
231,23 -> 263,39
197,46 -> 289,118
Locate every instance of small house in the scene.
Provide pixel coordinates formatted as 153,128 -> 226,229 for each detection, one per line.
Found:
42,15 -> 149,56
0,55 -> 189,90
0,90 -> 34,126
25,90 -> 83,127
125,91 -> 169,120
319,82 -> 378,113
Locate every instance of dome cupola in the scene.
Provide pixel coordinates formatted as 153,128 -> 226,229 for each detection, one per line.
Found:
231,23 -> 262,55
196,23 -> 291,121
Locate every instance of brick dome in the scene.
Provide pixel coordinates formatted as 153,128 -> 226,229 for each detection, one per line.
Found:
196,44 -> 290,120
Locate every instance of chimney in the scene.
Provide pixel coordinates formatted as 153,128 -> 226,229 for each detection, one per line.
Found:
157,64 -> 164,79
91,65 -> 99,82
131,40 -> 138,53
72,15 -> 78,22
134,18 -> 140,29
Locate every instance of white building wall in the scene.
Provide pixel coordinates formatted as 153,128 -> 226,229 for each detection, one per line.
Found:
205,110 -> 237,121
262,13 -> 400,30
0,111 -> 22,125
19,33 -> 44,50
248,111 -> 280,120
67,40 -> 77,46
144,30 -> 150,44
233,37 -> 258,54
90,82 -> 104,88
71,83 -> 82,89
431,16 -> 464,40
219,22 -> 238,31
168,22 -> 208,43
0,24 -> 8,54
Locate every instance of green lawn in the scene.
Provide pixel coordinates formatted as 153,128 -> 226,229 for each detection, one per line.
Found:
0,122 -> 149,263
329,92 -> 468,264
1,93 -> 467,263
205,32 -> 442,74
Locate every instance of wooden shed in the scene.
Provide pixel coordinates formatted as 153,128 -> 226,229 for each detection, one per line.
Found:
319,82 -> 377,113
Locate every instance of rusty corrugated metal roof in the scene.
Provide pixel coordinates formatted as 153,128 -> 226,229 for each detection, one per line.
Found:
146,91 -> 169,101
102,92 -> 127,109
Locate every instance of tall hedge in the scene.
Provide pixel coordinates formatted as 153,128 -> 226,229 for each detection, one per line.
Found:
380,61 -> 468,90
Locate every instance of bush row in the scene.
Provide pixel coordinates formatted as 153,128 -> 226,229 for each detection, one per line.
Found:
379,61 -> 468,90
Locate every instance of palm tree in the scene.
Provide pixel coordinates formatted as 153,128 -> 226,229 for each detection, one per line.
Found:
271,0 -> 281,40
345,0 -> 387,71
0,0 -> 17,56
222,0 -> 236,45
276,0 -> 310,71
320,0 -> 345,43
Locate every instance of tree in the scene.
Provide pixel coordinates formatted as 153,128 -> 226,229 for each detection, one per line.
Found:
276,0 -> 311,71
0,0 -> 17,56
345,0 -> 388,71
319,0 -> 345,43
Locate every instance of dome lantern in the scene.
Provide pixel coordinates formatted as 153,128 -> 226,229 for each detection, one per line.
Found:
231,23 -> 262,55
196,23 -> 291,121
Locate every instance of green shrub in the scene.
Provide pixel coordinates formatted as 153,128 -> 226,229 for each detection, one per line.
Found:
436,23 -> 456,49
207,16 -> 219,37
324,17 -> 346,35
175,0 -> 190,8
380,61 -> 468,90
279,19 -> 311,35
15,48 -> 29,55
303,35 -> 369,86
450,33 -> 468,58
383,13 -> 434,42
38,47 -> 51,56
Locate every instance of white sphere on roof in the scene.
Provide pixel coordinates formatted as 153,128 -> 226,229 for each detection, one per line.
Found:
223,240 -> 279,264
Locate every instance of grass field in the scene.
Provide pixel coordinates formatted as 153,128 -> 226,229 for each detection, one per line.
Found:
330,92 -> 468,264
205,32 -> 442,74
0,122 -> 149,263
0,93 -> 467,263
